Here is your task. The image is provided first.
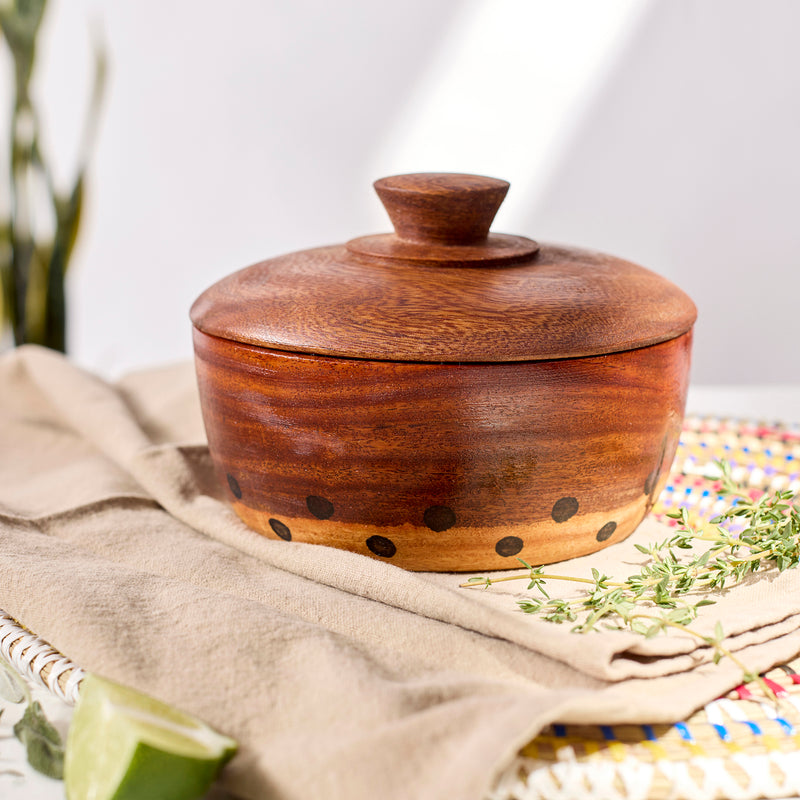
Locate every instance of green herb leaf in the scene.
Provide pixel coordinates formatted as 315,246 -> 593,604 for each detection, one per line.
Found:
630,619 -> 649,636
460,460 -> 800,694
517,599 -> 542,614
13,701 -> 64,779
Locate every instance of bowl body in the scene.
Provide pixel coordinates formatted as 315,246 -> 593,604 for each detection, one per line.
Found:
193,327 -> 692,571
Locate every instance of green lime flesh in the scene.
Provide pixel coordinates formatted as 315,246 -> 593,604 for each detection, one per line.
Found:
64,674 -> 236,800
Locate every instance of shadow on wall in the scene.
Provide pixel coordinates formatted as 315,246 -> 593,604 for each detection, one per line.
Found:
524,0 -> 800,384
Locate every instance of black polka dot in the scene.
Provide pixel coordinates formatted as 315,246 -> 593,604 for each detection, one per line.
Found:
306,495 -> 334,520
269,518 -> 292,541
596,521 -> 617,542
366,535 -> 396,558
551,496 -> 578,523
495,536 -> 524,557
226,473 -> 242,500
423,505 -> 456,532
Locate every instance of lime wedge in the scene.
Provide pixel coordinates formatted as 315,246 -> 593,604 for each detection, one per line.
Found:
64,673 -> 237,800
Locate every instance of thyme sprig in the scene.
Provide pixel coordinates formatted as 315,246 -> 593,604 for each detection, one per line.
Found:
461,461 -> 800,693
0,654 -> 64,778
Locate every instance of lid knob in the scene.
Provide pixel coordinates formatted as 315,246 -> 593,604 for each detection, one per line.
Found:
347,172 -> 538,266
374,173 -> 509,246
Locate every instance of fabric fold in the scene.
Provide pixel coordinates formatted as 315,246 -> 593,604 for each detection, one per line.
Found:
0,345 -> 797,800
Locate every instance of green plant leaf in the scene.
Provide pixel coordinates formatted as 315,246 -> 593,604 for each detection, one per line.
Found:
461,459 -> 800,693
53,177 -> 83,271
13,701 -> 64,779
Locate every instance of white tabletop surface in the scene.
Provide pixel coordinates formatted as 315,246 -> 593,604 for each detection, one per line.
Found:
686,384 -> 800,423
3,385 -> 799,799
0,683 -> 71,798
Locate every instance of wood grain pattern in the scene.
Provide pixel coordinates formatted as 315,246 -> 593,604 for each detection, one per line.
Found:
349,173 -> 540,265
193,328 -> 692,571
191,172 -> 695,362
191,173 -> 696,570
374,173 -> 510,244
190,243 -> 697,363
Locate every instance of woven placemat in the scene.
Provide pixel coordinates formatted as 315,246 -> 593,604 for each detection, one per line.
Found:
654,414 -> 800,531
0,610 -> 84,705
2,415 -> 800,799
491,415 -> 800,800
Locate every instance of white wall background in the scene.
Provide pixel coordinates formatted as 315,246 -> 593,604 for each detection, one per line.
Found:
4,0 -> 800,384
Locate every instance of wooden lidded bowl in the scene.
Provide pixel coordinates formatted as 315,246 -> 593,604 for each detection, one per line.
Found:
190,173 -> 696,571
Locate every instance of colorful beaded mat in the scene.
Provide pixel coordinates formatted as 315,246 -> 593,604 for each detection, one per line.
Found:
658,415 -> 800,530
492,415 -> 800,800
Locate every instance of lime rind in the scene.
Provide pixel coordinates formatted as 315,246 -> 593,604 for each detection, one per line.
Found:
65,674 -> 237,800
95,743 -> 229,800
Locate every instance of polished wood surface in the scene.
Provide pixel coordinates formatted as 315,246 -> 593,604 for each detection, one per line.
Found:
193,329 -> 692,571
374,173 -> 510,244
190,243 -> 696,363
190,173 -> 696,363
191,173 -> 696,570
349,173 -> 540,265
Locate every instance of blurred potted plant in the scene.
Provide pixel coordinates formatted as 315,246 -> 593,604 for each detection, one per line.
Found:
0,0 -> 105,352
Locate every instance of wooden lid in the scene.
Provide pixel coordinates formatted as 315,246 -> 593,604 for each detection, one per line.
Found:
190,173 -> 696,362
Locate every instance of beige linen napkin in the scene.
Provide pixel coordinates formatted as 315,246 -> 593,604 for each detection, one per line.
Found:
1,345 -> 799,800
